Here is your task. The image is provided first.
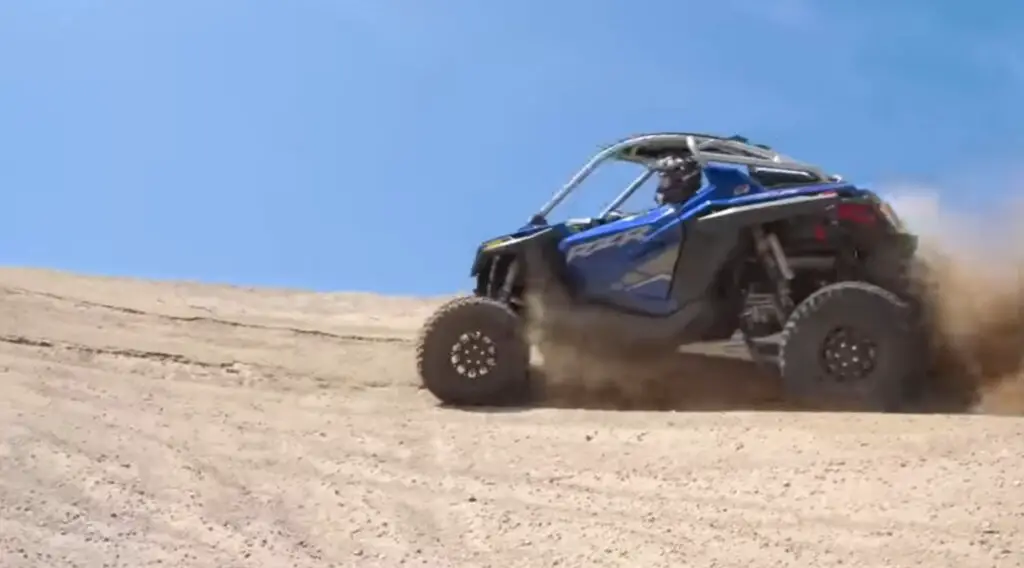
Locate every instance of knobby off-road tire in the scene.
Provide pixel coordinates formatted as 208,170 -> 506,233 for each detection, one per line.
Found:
416,296 -> 530,406
862,242 -> 935,377
779,281 -> 924,412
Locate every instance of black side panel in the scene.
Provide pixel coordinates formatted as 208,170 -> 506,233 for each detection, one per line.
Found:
698,193 -> 840,233
668,193 -> 842,300
663,192 -> 843,340
670,224 -> 741,307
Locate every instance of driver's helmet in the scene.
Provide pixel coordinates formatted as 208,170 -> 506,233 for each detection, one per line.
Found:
655,157 -> 702,205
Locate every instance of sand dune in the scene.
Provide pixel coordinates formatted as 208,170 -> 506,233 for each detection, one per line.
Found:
1,267 -> 1022,567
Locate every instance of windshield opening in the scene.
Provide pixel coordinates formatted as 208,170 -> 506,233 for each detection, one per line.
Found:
546,159 -> 649,220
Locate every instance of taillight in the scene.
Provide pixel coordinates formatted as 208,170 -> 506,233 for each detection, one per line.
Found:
836,203 -> 877,224
813,224 -> 828,241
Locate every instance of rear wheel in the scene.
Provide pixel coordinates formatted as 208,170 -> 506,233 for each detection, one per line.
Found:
779,281 -> 924,411
416,296 -> 530,406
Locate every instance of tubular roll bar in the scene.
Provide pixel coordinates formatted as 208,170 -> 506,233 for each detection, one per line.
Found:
535,133 -> 834,220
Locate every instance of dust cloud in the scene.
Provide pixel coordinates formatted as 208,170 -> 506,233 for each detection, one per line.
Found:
521,246 -> 793,412
523,192 -> 1024,415
893,191 -> 1024,415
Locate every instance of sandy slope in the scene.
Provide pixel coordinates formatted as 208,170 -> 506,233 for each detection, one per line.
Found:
0,268 -> 1022,568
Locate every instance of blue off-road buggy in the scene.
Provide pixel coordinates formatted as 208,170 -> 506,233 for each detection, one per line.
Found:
416,133 -> 926,411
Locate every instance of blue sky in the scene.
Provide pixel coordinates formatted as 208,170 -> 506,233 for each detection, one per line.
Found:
2,0 -> 1022,294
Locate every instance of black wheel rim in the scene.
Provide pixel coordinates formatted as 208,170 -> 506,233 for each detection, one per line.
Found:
820,326 -> 877,383
449,330 -> 498,379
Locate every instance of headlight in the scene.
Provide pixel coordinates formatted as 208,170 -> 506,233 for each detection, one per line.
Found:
481,237 -> 510,251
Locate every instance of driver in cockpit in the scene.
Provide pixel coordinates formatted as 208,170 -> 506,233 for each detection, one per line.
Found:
654,155 -> 703,206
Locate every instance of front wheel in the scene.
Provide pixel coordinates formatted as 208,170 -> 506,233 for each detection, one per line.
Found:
416,296 -> 530,406
779,281 -> 924,411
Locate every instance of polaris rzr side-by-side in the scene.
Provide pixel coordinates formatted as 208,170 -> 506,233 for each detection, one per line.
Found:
416,132 -> 927,411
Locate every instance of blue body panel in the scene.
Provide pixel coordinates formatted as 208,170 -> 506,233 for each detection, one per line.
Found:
554,163 -> 859,316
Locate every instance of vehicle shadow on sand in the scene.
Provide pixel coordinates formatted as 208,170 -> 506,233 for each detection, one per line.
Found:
526,350 -> 796,413
451,346 -> 979,415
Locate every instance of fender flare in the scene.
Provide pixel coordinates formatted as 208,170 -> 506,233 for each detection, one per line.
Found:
470,227 -> 558,277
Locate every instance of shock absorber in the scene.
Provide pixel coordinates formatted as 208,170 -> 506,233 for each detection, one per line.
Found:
500,259 -> 519,303
752,226 -> 794,324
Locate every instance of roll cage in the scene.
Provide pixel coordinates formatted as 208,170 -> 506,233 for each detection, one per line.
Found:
533,132 -> 843,222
